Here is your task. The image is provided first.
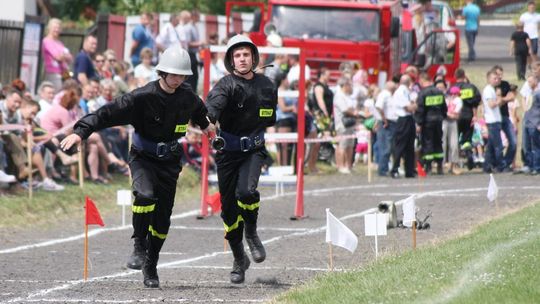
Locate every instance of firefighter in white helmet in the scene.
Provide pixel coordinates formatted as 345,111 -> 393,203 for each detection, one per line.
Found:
206,34 -> 277,284
60,46 -> 215,288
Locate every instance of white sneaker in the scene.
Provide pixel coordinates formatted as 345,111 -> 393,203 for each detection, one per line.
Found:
338,168 -> 351,174
0,170 -> 16,183
42,178 -> 65,191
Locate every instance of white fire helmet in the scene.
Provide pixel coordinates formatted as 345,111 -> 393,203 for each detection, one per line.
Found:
155,46 -> 193,75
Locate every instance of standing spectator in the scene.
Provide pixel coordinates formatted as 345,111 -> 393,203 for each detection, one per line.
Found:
41,18 -> 73,92
74,34 -> 98,86
510,22 -> 533,81
275,76 -> 296,166
178,10 -> 204,92
443,86 -> 463,175
482,70 -> 504,173
375,81 -> 397,176
517,74 -> 539,173
333,77 -> 358,174
134,48 -> 158,88
415,74 -> 447,175
156,13 -> 183,53
523,89 -> 540,175
310,67 -> 333,125
130,12 -> 156,67
492,65 -> 516,171
453,68 -> 481,170
461,0 -> 481,62
520,1 -> 540,62
287,55 -> 311,86
390,75 -> 417,178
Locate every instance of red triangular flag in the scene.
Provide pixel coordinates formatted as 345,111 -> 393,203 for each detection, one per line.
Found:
208,192 -> 221,213
417,161 -> 426,178
85,196 -> 104,226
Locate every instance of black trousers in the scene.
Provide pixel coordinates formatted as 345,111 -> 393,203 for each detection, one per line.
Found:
458,115 -> 474,148
421,120 -> 444,161
129,149 -> 182,260
391,116 -> 416,177
515,53 -> 527,81
186,51 -> 199,93
216,148 -> 269,245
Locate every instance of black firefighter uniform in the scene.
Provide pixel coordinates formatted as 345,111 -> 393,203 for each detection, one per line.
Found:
414,86 -> 447,166
205,72 -> 277,244
72,80 -> 209,264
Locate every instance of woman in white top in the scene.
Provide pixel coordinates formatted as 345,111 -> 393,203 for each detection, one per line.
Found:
333,76 -> 359,174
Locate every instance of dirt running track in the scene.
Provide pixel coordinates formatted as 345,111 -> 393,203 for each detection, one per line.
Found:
1,172 -> 539,303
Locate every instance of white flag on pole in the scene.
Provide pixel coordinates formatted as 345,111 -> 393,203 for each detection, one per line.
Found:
402,195 -> 416,228
325,209 -> 358,253
487,173 -> 498,202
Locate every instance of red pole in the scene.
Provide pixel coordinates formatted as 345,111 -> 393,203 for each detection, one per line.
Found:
293,50 -> 306,219
199,48 -> 212,218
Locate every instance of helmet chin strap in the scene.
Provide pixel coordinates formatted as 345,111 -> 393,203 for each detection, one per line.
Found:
233,66 -> 253,76
160,74 -> 176,91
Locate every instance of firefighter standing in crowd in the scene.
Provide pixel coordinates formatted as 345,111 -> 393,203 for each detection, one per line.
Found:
415,73 -> 447,174
60,47 -> 214,288
453,68 -> 481,170
205,35 -> 277,284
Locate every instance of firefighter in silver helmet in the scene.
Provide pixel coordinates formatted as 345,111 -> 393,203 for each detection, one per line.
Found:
206,34 -> 277,284
60,46 -> 215,288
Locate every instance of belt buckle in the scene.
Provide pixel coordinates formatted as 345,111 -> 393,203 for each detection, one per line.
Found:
170,142 -> 178,152
156,142 -> 167,158
253,135 -> 263,146
239,137 -> 250,152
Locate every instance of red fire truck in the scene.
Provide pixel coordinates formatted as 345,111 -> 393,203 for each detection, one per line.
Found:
226,0 -> 460,83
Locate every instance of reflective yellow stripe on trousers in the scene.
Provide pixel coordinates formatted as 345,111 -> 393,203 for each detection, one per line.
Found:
132,204 -> 155,213
148,225 -> 167,240
223,215 -> 244,233
237,200 -> 260,211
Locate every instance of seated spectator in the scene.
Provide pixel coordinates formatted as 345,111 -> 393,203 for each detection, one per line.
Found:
41,89 -> 110,184
36,81 -> 56,120
113,61 -> 130,95
102,49 -> 117,79
134,47 -> 157,87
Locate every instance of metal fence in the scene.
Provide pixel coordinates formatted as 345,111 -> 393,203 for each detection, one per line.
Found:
0,20 -> 24,89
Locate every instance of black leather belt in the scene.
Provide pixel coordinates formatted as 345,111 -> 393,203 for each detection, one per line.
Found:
219,130 -> 265,152
132,133 -> 178,158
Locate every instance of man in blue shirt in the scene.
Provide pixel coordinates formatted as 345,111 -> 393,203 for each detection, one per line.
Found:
462,0 -> 481,62
74,34 -> 98,85
130,12 -> 156,67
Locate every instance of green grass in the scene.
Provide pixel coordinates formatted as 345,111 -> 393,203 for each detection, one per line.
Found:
0,166 -> 202,230
274,202 -> 540,304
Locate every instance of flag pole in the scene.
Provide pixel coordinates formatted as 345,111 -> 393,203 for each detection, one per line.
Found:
328,243 -> 334,271
367,132 -> 372,183
412,220 -> 417,250
84,223 -> 88,280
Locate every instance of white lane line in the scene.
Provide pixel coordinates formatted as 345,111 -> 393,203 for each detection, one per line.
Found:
3,183 -> 538,255
4,184 -> 540,302
0,210 -> 198,254
169,225 -> 310,232
13,299 -> 266,303
164,265 -> 333,272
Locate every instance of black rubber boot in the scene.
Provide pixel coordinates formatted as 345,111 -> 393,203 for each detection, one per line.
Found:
436,160 -> 444,175
126,237 -> 146,270
142,255 -> 159,288
229,241 -> 250,284
424,161 -> 432,175
245,224 -> 266,263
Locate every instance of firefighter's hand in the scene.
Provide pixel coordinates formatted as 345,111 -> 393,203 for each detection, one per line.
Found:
202,123 -> 216,136
60,134 -> 82,152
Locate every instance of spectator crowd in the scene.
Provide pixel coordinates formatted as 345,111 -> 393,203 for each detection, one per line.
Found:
1,3 -> 539,196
